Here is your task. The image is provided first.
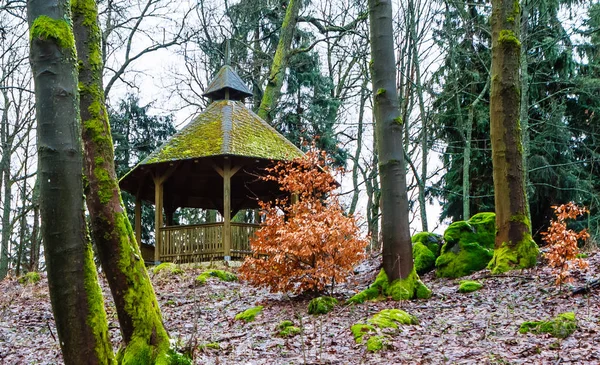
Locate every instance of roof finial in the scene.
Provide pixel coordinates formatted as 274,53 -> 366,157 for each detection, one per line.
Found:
225,39 -> 230,66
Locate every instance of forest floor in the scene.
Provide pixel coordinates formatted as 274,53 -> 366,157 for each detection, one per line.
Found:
1,250 -> 599,365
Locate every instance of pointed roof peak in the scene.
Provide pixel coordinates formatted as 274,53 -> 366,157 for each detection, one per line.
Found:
202,65 -> 253,101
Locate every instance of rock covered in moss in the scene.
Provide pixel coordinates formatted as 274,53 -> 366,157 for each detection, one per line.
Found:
18,272 -> 41,285
195,269 -> 238,285
235,306 -> 263,323
153,262 -> 183,276
307,296 -> 338,315
458,280 -> 483,293
347,268 -> 431,304
198,342 -> 220,351
412,232 -> 443,274
435,212 -> 496,278
519,312 -> 577,339
366,335 -> 387,352
276,320 -> 302,337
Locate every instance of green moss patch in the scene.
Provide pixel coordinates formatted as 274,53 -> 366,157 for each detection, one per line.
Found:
276,320 -> 302,337
235,306 -> 263,323
351,309 -> 417,352
18,272 -> 41,285
458,280 -> 483,293
30,16 -> 75,50
195,269 -> 238,285
153,262 -> 184,276
436,212 -> 496,278
307,296 -> 338,315
347,268 -> 431,304
519,312 -> 577,339
411,231 -> 443,275
198,342 -> 220,351
367,309 -> 418,329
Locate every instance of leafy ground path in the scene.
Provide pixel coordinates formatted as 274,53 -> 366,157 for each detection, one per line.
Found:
1,252 -> 599,364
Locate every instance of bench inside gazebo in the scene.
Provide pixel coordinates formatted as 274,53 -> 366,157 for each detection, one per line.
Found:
119,63 -> 303,264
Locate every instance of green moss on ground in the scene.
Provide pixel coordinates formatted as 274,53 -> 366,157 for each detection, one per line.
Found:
195,269 -> 238,285
458,280 -> 483,293
198,342 -> 220,351
235,306 -> 263,323
347,268 -> 431,304
18,272 -> 41,285
277,320 -> 302,337
307,296 -> 338,315
436,212 -> 496,278
350,323 -> 376,343
153,263 -> 184,276
519,312 -> 577,339
367,309 -> 418,329
366,335 -> 387,352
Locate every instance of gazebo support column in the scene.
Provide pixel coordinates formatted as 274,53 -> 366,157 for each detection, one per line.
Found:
223,159 -> 232,260
153,178 -> 164,263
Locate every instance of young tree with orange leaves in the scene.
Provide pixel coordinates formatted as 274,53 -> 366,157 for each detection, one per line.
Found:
542,202 -> 590,285
239,151 -> 368,294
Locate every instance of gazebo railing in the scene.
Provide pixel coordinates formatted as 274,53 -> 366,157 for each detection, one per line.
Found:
159,222 -> 260,263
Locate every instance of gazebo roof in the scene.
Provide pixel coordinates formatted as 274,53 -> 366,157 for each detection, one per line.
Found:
202,65 -> 253,101
139,100 -> 303,165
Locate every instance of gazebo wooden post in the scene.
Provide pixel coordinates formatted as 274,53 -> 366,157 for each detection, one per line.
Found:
153,176 -> 164,263
134,195 -> 142,246
223,159 -> 232,260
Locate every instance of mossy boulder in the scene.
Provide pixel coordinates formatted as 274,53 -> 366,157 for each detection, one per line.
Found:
350,323 -> 376,343
195,269 -> 237,285
435,212 -> 496,278
153,262 -> 183,276
307,296 -> 338,315
458,280 -> 483,293
366,335 -> 387,352
519,312 -> 577,339
18,272 -> 41,285
411,232 -> 443,275
347,268 -> 431,304
235,306 -> 263,323
276,320 -> 302,337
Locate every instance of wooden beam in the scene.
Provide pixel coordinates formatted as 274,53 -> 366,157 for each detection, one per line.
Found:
153,176 -> 164,263
223,159 -> 232,260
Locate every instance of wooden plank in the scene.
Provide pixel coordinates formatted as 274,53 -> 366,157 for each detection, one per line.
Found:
223,160 -> 231,259
153,177 -> 163,262
135,195 -> 142,246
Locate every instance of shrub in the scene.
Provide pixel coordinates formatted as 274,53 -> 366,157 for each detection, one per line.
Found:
239,151 -> 368,294
541,202 -> 589,285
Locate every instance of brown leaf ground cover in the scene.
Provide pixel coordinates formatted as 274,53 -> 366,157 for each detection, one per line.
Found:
1,252 -> 599,364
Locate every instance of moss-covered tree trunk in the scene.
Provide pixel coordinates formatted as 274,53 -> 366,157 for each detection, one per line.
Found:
27,1 -> 114,363
256,0 -> 301,124
368,0 -> 413,281
72,0 -> 174,362
488,0 -> 538,274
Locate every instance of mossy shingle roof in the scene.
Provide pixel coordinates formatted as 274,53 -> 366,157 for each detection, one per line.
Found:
141,100 -> 303,165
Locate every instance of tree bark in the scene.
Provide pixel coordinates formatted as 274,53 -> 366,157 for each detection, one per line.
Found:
368,0 -> 413,281
0,89 -> 11,278
27,0 -> 114,363
257,0 -> 301,124
72,0 -> 173,361
488,0 -> 538,273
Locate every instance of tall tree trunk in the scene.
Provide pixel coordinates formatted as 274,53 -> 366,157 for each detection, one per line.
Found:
519,0 -> 531,213
0,90 -> 11,278
368,0 -> 413,281
256,0 -> 301,124
487,0 -> 538,274
27,0 -> 114,363
71,0 -> 175,362
29,178 -> 41,272
349,77 -> 369,216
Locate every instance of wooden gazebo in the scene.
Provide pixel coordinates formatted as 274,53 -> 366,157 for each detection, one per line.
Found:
119,64 -> 303,263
